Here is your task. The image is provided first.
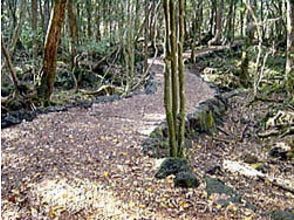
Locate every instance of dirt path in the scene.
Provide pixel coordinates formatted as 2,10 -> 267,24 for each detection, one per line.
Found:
2,53 -> 217,219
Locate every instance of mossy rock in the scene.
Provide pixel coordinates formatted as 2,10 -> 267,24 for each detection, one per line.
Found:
150,126 -> 165,139
142,138 -> 169,158
242,153 -> 259,164
187,108 -> 215,133
174,171 -> 200,188
155,157 -> 191,179
205,177 -> 241,207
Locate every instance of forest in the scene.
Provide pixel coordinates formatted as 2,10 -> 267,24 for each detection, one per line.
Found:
1,0 -> 294,219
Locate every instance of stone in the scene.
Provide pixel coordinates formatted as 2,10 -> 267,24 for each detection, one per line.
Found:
144,75 -> 157,95
205,164 -> 223,175
174,171 -> 200,188
270,210 -> 294,220
269,147 -> 290,161
155,158 -> 191,179
242,153 -> 259,164
205,177 -> 241,207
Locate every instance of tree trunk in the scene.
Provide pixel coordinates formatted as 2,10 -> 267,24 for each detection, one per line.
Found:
38,0 -> 68,105
144,0 -> 150,73
86,0 -> 92,39
177,0 -> 186,157
286,0 -> 294,94
239,0 -> 252,88
208,0 -> 224,45
43,0 -> 50,43
10,0 -> 26,53
163,0 -> 178,157
67,0 -> 78,69
170,0 -> 179,132
1,35 -> 20,90
32,0 -> 38,75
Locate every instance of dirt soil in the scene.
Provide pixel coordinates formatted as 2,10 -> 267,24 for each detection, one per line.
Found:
2,57 -> 216,219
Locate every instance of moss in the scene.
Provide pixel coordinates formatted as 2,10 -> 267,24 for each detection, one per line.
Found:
199,110 -> 215,131
250,162 -> 264,170
150,128 -> 164,139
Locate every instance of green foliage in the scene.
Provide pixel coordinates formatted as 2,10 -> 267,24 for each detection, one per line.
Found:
79,38 -> 113,56
20,25 -> 43,51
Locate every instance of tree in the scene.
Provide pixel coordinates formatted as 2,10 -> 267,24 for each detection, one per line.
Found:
177,0 -> 186,157
163,0 -> 186,158
67,0 -> 79,69
286,0 -> 294,94
208,0 -> 224,45
1,35 -> 20,90
31,0 -> 38,75
37,0 -> 68,105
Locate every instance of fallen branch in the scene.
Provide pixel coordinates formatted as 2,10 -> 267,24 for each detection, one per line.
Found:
79,85 -> 121,96
223,160 -> 294,194
1,35 -> 20,90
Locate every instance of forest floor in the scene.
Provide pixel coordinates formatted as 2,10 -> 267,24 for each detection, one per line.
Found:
2,47 -> 294,220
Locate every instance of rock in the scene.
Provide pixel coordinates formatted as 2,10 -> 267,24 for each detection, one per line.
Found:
155,157 -> 191,179
205,177 -> 241,207
142,138 -> 164,158
94,94 -> 120,104
242,153 -> 259,164
174,171 -> 200,188
206,164 -> 223,175
144,79 -> 157,95
1,114 -> 21,128
268,144 -> 291,161
1,110 -> 37,128
270,210 -> 294,220
187,108 -> 215,133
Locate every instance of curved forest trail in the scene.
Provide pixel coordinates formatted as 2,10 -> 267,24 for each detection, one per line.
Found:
1,47 -> 235,219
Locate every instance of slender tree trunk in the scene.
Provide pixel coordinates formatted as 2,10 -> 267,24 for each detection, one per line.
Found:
170,0 -> 179,135
10,0 -> 26,53
163,0 -> 177,157
67,0 -> 78,68
208,0 -> 224,45
32,0 -> 38,75
1,35 -> 20,90
86,0 -> 92,39
226,0 -> 235,43
177,0 -> 186,157
286,0 -> 294,94
144,0 -> 150,73
209,0 -> 216,36
38,0 -> 68,105
95,0 -> 101,41
43,0 -> 50,43
239,0 -> 251,88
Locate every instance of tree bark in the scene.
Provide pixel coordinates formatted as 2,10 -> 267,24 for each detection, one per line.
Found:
163,0 -> 178,157
177,0 -> 186,157
1,35 -> 20,90
10,0 -> 26,53
67,0 -> 78,69
144,0 -> 150,73
43,0 -> 50,43
38,0 -> 68,105
170,0 -> 179,133
208,0 -> 224,45
86,0 -> 92,39
32,0 -> 38,75
286,0 -> 294,94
